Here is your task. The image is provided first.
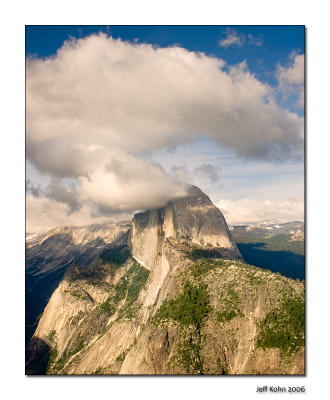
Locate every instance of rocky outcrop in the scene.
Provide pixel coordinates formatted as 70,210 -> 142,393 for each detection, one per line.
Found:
30,258 -> 304,375
129,185 -> 241,271
127,185 -> 241,313
26,186 -> 304,375
25,222 -> 129,342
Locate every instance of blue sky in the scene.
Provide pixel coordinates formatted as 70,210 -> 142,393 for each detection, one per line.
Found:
26,25 -> 304,76
26,25 -> 304,104
26,26 -> 304,231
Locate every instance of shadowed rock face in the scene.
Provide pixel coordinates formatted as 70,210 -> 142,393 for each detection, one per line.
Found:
26,186 -> 304,375
25,337 -> 50,375
129,185 -> 241,270
25,222 -> 130,342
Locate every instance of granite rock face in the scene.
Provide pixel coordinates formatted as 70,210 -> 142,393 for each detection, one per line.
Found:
25,222 -> 130,342
26,186 -> 304,375
129,185 -> 242,271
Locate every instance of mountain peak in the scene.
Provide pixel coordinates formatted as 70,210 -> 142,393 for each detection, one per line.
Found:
129,185 -> 241,271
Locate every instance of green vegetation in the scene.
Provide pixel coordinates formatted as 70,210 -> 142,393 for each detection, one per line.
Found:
115,337 -> 138,363
114,259 -> 150,305
46,347 -> 58,373
217,286 -> 242,323
71,308 -> 112,347
154,280 -> 210,373
99,300 -> 116,316
47,329 -> 57,343
176,337 -> 203,374
70,311 -> 84,326
116,351 -> 127,362
190,260 -> 225,278
127,265 -> 150,302
183,242 -> 226,262
45,330 -> 58,373
232,232 -> 305,280
232,232 -> 304,254
216,358 -> 228,375
188,247 -> 222,261
190,262 -> 213,278
266,234 -> 304,254
217,310 -> 237,323
117,304 -> 138,320
256,296 -> 304,355
114,275 -> 129,303
154,281 -> 211,327
71,336 -> 85,355
190,259 -> 231,280
46,258 -> 149,373
100,244 -> 130,267
222,286 -> 240,304
50,335 -> 86,373
65,289 -> 90,301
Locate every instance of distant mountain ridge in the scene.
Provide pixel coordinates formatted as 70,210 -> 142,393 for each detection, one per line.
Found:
26,186 -> 305,375
25,222 -> 130,342
129,185 -> 242,269
230,221 -> 304,280
230,221 -> 304,237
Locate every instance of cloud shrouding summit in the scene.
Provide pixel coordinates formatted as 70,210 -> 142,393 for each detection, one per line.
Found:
26,34 -> 304,230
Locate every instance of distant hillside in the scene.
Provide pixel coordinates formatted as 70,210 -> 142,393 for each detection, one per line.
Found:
25,222 -> 130,343
230,222 -> 304,280
26,187 -> 304,375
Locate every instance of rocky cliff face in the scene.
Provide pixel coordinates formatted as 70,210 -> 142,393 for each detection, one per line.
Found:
25,222 -> 129,342
129,185 -> 241,271
125,184 -> 241,316
26,187 -> 304,375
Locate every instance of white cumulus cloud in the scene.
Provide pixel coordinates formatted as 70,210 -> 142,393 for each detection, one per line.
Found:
277,52 -> 304,107
26,34 -> 304,229
26,193 -> 128,233
217,197 -> 304,225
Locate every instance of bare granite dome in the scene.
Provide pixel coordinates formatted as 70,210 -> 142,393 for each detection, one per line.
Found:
128,185 -> 241,271
27,185 -> 304,376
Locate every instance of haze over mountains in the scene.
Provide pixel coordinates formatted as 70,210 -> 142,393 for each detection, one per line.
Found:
26,185 -> 304,375
230,221 -> 304,236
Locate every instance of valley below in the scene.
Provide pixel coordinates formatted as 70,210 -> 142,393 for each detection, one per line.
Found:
25,186 -> 305,375
230,222 -> 304,280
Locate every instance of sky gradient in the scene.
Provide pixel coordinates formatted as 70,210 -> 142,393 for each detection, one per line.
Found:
26,26 -> 304,232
